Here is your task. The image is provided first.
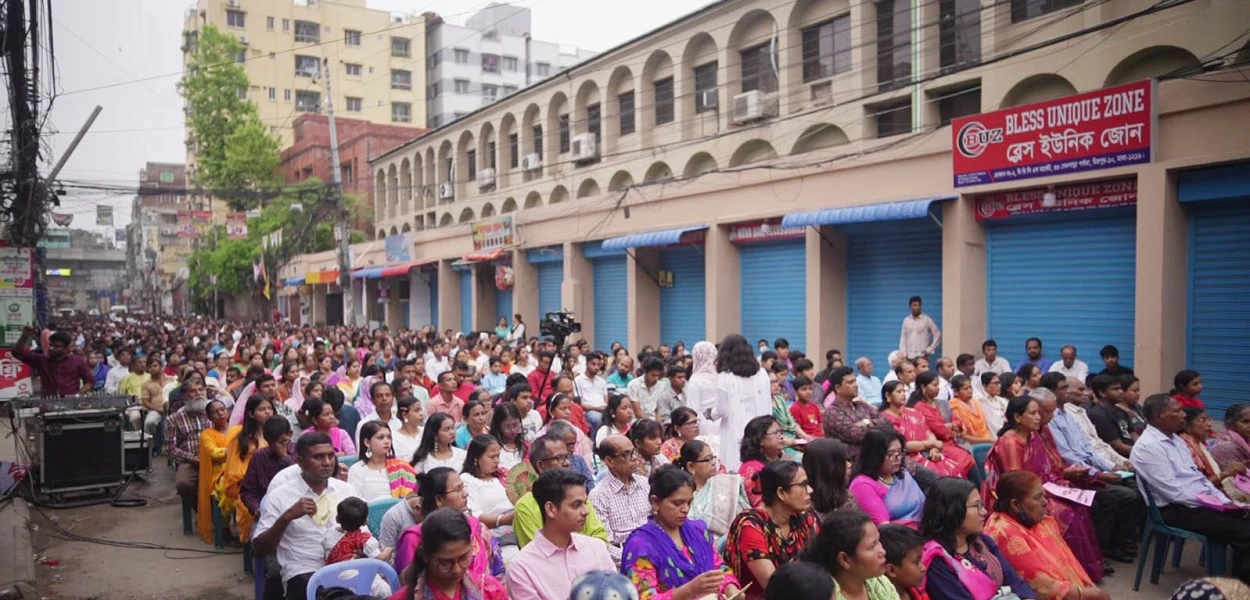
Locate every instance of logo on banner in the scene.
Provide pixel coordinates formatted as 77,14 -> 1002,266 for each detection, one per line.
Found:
955,122 -> 1004,159
471,216 -> 515,251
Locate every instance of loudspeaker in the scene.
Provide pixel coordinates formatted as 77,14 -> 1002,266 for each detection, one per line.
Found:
37,411 -> 125,493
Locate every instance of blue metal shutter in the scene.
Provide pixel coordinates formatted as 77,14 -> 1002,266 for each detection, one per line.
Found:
846,219 -> 943,366
987,210 -> 1136,371
458,269 -> 472,334
496,287 -> 513,323
537,262 -> 563,318
592,257 -> 628,351
660,246 -> 706,346
1188,203 -> 1250,414
430,272 -> 439,328
740,240 -> 807,352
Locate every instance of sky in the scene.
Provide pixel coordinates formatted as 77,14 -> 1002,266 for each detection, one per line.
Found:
35,0 -> 716,237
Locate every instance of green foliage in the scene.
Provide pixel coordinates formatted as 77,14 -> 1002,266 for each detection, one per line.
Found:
179,25 -> 281,209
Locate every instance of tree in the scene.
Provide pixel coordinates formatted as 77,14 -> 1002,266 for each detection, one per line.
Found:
179,25 -> 281,208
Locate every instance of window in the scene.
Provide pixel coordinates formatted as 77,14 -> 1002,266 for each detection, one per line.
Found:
587,103 -> 601,141
935,85 -> 980,125
532,125 -> 543,158
235,49 -> 247,64
870,98 -> 912,137
346,97 -> 363,112
284,89 -> 291,101
509,134 -> 519,168
267,87 -> 276,100
266,16 -> 274,30
236,86 -> 247,100
391,69 -> 412,90
502,85 -> 518,95
295,55 -> 320,78
454,79 -> 470,94
876,0 -> 912,91
558,115 -> 571,153
802,16 -> 851,82
345,29 -> 361,47
654,77 -> 674,125
282,18 -> 290,32
391,37 -> 410,58
430,50 -> 441,67
467,150 -> 477,180
503,56 -> 519,72
296,90 -> 320,112
482,84 -> 498,103
445,158 -> 455,181
345,63 -> 362,77
392,102 -> 411,123
430,81 -> 441,98
226,10 -> 245,28
488,142 -> 497,169
482,53 -> 500,73
535,62 -> 551,77
294,20 -> 320,43
454,48 -> 470,64
1011,0 -> 1082,23
693,62 -> 718,113
940,0 -> 981,71
619,91 -> 635,135
740,44 -> 778,93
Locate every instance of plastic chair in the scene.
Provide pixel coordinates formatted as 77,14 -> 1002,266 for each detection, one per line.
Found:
252,549 -> 266,600
367,497 -> 401,537
970,443 -> 992,485
181,497 -> 195,536
1132,480 -> 1228,590
305,558 -> 400,600
339,455 -> 359,468
211,502 -> 226,548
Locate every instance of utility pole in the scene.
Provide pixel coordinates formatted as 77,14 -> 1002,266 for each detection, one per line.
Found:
323,58 -> 354,326
6,0 -> 47,325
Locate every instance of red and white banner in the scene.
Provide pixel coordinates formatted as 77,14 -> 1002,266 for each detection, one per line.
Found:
729,219 -> 805,243
975,178 -> 1137,220
0,349 -> 32,399
227,212 -> 248,239
952,80 -> 1155,187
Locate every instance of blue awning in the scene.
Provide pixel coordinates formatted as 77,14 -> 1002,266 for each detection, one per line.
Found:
282,276 -> 305,286
780,196 -> 957,228
601,225 -> 708,250
351,267 -> 384,280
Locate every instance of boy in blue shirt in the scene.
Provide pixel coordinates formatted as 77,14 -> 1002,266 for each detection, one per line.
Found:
481,356 -> 508,395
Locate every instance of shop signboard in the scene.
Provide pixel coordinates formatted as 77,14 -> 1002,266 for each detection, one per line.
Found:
975,178 -> 1137,220
0,249 -> 33,290
952,80 -> 1154,187
227,212 -> 249,239
471,216 -> 516,251
728,219 -> 805,243
1,296 -> 33,345
385,233 -> 412,263
0,349 -> 32,399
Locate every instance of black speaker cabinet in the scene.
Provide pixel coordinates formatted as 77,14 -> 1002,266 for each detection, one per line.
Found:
37,410 -> 125,494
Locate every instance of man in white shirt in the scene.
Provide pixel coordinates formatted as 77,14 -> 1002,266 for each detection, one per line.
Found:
626,356 -> 667,421
881,351 -> 902,384
854,357 -> 883,405
1049,345 -> 1090,381
426,341 -> 451,381
898,296 -> 941,361
974,339 -> 1012,376
573,352 -> 609,430
253,432 -> 361,600
104,348 -> 132,394
355,384 -> 404,447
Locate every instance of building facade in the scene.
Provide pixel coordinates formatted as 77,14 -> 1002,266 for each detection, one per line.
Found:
425,3 -> 597,129
284,0 -> 1250,413
181,0 -> 429,161
44,244 -> 127,314
127,162 -> 193,314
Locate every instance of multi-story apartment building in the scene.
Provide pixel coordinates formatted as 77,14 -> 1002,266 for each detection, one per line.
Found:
181,0 -> 429,161
127,162 -> 194,314
285,0 -> 1250,412
425,3 -> 597,128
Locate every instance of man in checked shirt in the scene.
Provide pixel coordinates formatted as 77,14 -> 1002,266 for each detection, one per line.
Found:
163,377 -> 211,507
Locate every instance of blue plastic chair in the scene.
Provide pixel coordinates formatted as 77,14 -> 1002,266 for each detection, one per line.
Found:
253,550 -> 266,600
306,558 -> 400,600
339,455 -> 360,468
181,497 -> 195,536
970,443 -> 992,485
1132,479 -> 1227,590
367,497 -> 401,537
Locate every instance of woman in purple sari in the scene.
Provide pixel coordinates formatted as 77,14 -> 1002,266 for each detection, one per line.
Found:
1211,403 -> 1250,470
983,396 -> 1105,582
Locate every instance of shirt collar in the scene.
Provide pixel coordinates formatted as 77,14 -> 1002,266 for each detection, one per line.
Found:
533,529 -> 581,557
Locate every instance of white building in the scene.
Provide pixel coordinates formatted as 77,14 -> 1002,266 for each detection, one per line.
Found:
426,3 -> 596,128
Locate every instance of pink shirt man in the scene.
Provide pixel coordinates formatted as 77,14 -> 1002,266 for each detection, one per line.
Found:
507,530 -> 614,600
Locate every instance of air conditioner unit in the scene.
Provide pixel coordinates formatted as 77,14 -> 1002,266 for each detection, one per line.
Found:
477,168 -> 496,190
438,181 -> 454,200
521,153 -> 542,172
238,35 -> 249,45
699,89 -> 719,109
227,0 -> 240,7
810,81 -> 834,107
731,90 -> 772,125
570,133 -> 598,163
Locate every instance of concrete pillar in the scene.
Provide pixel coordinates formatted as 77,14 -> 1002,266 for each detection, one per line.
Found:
705,225 -> 740,343
473,264 -> 497,331
312,284 -> 327,325
629,248 -> 661,350
353,279 -> 366,325
941,195 -> 987,356
386,280 -> 403,330
410,273 -> 433,329
1135,165 -> 1188,394
437,260 -> 461,333
512,249 -> 539,337
565,242 -> 593,344
808,226 -> 847,359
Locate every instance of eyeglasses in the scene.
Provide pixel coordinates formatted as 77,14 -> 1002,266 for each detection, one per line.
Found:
540,454 -> 572,466
611,449 -> 639,461
886,450 -> 904,459
966,501 -> 987,514
431,551 -> 474,572
764,429 -> 783,438
690,455 -> 717,464
786,480 -> 811,490
439,484 -> 466,496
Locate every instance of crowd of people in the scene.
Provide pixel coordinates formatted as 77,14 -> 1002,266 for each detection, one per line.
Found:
12,305 -> 1250,600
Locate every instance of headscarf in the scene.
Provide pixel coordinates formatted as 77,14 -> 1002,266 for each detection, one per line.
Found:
621,519 -> 716,591
228,380 -> 259,426
354,375 -> 378,418
690,341 -> 717,385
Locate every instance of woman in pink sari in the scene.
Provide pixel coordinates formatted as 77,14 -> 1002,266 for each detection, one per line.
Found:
903,373 -> 974,477
1211,403 -> 1250,470
394,467 -> 504,580
983,396 -> 1105,582
879,380 -> 968,478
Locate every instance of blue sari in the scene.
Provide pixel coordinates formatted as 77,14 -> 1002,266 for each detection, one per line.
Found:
621,519 -> 717,590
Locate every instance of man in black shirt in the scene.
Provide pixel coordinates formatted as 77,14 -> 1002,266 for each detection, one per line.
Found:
1098,344 -> 1135,377
1087,374 -> 1135,458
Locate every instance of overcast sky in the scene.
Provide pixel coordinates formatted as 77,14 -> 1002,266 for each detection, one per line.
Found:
31,0 -> 713,236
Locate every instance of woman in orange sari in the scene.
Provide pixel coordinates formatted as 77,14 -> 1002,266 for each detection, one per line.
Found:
197,399 -> 232,544
949,375 -> 995,445
214,395 -> 274,542
985,470 -> 1109,600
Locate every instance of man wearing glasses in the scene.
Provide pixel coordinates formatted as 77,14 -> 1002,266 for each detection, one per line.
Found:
513,434 -> 610,549
589,435 -> 652,563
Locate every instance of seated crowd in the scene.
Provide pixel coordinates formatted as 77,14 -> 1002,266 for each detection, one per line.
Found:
18,315 -> 1250,600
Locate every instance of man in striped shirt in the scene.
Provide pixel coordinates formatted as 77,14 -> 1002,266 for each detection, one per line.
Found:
164,377 -> 210,505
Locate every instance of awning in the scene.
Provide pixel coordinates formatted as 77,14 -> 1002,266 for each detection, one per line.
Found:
352,267 -> 384,280
282,276 -> 305,286
780,196 -> 957,228
601,225 -> 708,250
381,259 -> 436,278
461,247 -> 507,263
305,269 -> 340,284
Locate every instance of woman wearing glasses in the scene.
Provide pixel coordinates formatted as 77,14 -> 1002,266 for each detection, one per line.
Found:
848,428 -> 926,530
723,460 -> 818,600
739,416 -> 787,507
919,477 -> 1037,600
391,507 -> 507,600
676,440 -> 749,540
393,467 -> 505,580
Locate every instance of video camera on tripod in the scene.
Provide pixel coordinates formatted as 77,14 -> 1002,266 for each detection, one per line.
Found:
539,310 -> 582,347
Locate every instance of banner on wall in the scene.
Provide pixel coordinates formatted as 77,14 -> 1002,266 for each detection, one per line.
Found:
471,216 -> 515,251
728,219 -> 805,243
0,349 -> 33,399
227,213 -> 249,239
975,178 -> 1137,220
176,211 -> 197,237
96,205 -> 114,226
385,233 -> 412,263
952,80 -> 1155,187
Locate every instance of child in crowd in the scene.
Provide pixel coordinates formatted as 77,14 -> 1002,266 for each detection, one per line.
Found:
481,357 -> 508,395
879,523 -> 930,600
323,497 -> 394,597
788,375 -> 823,438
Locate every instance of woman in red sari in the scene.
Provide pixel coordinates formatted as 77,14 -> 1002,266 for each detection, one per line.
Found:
983,396 -> 1105,582
879,381 -> 969,478
903,373 -> 974,477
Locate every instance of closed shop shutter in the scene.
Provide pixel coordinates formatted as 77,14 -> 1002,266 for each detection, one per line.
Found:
593,256 -> 628,351
326,292 -> 344,326
1188,203 -> 1250,414
740,240 -> 807,352
537,262 -> 563,318
660,246 -> 706,346
496,287 -> 513,323
987,210 -> 1136,373
430,272 -> 439,329
846,219 -> 943,366
458,269 -> 472,334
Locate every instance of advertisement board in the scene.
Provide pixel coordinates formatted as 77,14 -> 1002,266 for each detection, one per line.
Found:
471,216 -> 516,251
975,178 -> 1137,220
227,212 -> 249,239
0,349 -> 32,399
